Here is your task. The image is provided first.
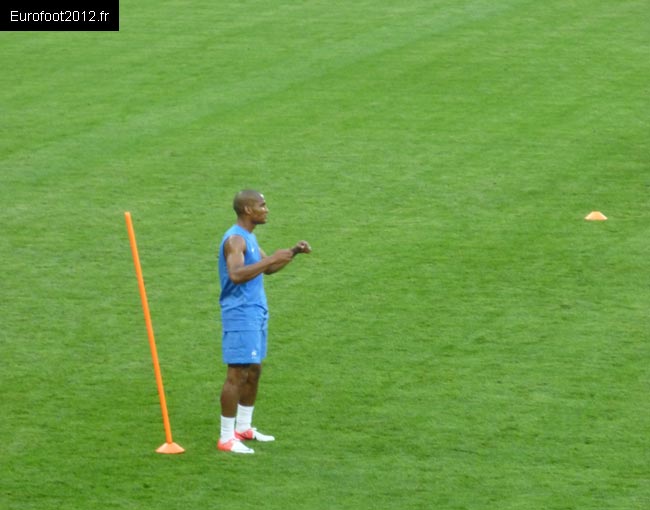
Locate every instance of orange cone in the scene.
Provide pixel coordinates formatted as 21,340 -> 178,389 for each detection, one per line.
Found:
585,211 -> 607,221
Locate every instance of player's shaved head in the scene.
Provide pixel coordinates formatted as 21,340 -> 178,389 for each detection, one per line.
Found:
233,189 -> 264,216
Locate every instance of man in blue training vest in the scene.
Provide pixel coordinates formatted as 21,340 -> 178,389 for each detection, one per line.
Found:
217,189 -> 311,454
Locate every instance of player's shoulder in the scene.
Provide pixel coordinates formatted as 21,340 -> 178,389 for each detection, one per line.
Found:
225,233 -> 247,249
222,235 -> 246,260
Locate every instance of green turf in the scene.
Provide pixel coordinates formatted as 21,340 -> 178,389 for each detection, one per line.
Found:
1,1 -> 649,508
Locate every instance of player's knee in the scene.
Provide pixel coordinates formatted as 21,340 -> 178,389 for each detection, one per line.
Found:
226,364 -> 250,387
248,363 -> 262,380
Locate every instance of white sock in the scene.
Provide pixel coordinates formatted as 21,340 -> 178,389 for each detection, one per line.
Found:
236,404 -> 254,432
220,416 -> 236,442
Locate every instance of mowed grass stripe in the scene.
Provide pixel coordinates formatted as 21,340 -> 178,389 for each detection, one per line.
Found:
1,1 -> 649,509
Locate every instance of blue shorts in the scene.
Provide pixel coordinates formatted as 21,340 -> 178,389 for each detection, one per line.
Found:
222,329 -> 268,364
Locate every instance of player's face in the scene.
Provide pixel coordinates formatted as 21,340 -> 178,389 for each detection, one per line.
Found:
249,196 -> 269,224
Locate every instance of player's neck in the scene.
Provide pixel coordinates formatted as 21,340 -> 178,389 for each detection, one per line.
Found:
237,218 -> 255,233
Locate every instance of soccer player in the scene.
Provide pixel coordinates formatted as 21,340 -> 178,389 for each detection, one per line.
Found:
217,190 -> 311,454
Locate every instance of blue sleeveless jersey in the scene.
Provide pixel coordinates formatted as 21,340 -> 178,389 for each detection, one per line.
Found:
218,225 -> 269,331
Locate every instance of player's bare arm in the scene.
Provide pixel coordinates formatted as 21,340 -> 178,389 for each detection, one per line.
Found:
260,246 -> 294,275
262,241 -> 311,274
225,235 -> 294,283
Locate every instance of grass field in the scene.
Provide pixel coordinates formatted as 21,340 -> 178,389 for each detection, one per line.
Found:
1,1 -> 649,508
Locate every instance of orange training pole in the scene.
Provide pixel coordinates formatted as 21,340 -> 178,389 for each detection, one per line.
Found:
125,212 -> 184,454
